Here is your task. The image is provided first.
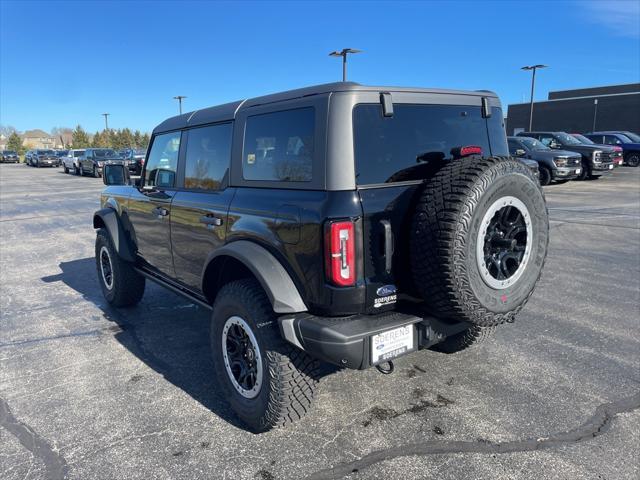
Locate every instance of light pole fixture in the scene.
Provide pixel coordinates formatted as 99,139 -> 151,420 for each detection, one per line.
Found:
174,96 -> 187,115
521,64 -> 548,131
329,48 -> 362,82
102,113 -> 110,130
592,98 -> 599,131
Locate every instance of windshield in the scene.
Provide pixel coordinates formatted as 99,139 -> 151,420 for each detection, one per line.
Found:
3,151 -> 17,155
572,134 -> 594,144
556,133 -> 583,146
37,150 -> 55,155
93,149 -> 117,157
622,132 -> 640,142
519,137 -> 549,150
73,150 -> 85,157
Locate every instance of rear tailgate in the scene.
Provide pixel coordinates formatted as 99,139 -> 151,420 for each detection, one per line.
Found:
353,100 -> 508,314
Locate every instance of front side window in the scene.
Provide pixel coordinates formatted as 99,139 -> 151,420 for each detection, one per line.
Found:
353,104 -> 493,185
184,123 -> 232,190
242,108 -> 314,182
144,131 -> 180,188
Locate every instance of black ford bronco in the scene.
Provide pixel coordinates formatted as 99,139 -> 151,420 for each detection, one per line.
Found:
94,82 -> 549,431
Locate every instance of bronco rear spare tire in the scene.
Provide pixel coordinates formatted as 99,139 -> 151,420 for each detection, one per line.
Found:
410,156 -> 548,327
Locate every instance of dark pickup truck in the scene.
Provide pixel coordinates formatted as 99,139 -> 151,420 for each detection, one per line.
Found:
95,82 -> 549,431
517,131 -> 615,180
508,136 -> 581,185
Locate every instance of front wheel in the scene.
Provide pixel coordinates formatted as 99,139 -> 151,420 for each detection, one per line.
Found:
539,166 -> 552,186
95,229 -> 145,307
577,160 -> 590,180
211,279 -> 319,432
625,153 -> 640,167
63,165 -> 69,174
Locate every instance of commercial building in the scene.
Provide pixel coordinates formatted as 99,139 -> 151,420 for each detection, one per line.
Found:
506,83 -> 640,135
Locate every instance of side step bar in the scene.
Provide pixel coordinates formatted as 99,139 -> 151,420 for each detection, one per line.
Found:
135,267 -> 212,311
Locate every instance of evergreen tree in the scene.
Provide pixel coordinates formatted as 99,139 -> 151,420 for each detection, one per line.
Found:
133,130 -> 142,148
7,132 -> 24,154
141,133 -> 150,148
72,125 -> 91,148
92,131 -> 104,148
119,128 -> 134,149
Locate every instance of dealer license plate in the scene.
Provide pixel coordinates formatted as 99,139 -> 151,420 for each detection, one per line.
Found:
609,164 -> 614,170
575,168 -> 581,174
371,325 -> 414,364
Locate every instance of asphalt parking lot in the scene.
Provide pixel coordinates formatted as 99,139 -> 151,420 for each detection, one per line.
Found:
1,163 -> 639,480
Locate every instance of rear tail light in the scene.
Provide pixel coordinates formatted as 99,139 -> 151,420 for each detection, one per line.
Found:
325,220 -> 356,287
450,145 -> 483,159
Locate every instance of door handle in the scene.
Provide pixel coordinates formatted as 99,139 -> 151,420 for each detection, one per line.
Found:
199,215 -> 223,227
152,207 -> 169,219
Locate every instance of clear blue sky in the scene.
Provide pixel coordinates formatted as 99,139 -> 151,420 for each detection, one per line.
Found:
1,0 -> 639,134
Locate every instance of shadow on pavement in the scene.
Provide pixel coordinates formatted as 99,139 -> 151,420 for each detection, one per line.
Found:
42,257 -> 248,430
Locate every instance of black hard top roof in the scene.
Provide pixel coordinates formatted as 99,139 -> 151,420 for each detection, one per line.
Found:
153,82 -> 499,134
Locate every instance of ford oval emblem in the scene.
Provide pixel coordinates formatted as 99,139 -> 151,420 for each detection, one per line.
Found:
376,344 -> 385,350
376,285 -> 397,296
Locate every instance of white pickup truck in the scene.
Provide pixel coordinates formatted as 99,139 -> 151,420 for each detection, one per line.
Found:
62,149 -> 86,175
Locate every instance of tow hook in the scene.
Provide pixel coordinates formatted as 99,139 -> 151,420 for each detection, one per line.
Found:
375,361 -> 394,375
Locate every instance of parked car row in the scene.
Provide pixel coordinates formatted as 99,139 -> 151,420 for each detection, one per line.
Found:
58,147 -> 147,177
508,130 -> 639,185
24,149 -> 60,167
1,150 -> 20,163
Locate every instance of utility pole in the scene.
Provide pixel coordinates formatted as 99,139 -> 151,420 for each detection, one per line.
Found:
592,99 -> 599,131
329,48 -> 362,82
174,96 -> 187,114
521,65 -> 548,131
102,113 -> 110,130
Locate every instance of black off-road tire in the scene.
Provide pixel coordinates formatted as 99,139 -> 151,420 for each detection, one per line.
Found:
410,156 -> 548,327
538,166 -> 552,186
625,152 -> 640,167
95,228 -> 145,307
432,326 -> 495,354
211,279 -> 320,432
63,165 -> 69,174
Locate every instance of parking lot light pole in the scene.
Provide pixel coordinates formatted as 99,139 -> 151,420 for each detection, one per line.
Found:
329,48 -> 362,82
174,96 -> 187,115
102,113 -> 110,130
521,65 -> 548,131
592,98 -> 599,131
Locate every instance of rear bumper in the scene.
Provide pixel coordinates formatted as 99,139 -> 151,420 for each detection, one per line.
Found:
279,310 -> 469,370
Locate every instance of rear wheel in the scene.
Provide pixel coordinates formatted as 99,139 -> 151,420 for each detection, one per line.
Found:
625,152 -> 640,167
211,279 -> 319,432
433,326 -> 495,353
410,156 -> 548,327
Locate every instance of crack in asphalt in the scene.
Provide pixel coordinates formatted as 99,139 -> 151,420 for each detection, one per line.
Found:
0,396 -> 69,480
303,392 -> 640,480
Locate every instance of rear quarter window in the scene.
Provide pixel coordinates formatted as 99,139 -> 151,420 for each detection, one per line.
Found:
353,104 -> 498,185
242,107 -> 314,182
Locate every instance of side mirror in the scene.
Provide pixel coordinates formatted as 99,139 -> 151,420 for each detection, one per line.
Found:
515,149 -> 526,157
103,163 -> 130,186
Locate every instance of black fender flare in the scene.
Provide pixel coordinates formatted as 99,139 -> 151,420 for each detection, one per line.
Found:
204,241 -> 307,314
93,208 -> 136,262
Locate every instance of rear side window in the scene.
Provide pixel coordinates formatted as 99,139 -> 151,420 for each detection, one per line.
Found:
353,104 -> 493,185
144,131 -> 180,188
184,123 -> 232,190
242,107 -> 314,182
